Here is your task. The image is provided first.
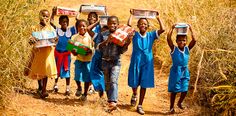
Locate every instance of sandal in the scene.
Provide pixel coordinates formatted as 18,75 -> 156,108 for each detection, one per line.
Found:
75,88 -> 82,97
106,102 -> 117,113
130,94 -> 137,107
40,92 -> 49,99
169,108 -> 175,114
177,103 -> 185,110
53,85 -> 58,93
137,105 -> 145,115
80,94 -> 87,101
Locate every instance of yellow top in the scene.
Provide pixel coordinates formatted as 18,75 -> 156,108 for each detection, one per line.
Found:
28,24 -> 57,80
71,32 -> 93,62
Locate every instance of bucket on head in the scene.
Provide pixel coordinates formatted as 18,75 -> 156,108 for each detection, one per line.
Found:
175,23 -> 188,35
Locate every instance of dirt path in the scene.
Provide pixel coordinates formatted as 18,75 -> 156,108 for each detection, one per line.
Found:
3,0 -> 200,115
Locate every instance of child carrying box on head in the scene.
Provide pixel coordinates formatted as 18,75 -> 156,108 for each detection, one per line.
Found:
87,16 -> 132,111
167,23 -> 196,114
27,9 -> 57,99
127,9 -> 165,115
50,7 -> 77,96
71,19 -> 93,101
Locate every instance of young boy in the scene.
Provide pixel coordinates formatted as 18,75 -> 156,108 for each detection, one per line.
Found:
87,16 -> 132,111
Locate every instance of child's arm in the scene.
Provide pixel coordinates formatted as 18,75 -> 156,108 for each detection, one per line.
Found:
127,9 -> 133,27
156,13 -> 165,35
188,24 -> 196,50
50,7 -> 57,29
87,20 -> 100,38
167,24 -> 175,52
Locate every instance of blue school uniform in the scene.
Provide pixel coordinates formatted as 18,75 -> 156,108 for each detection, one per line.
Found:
55,26 -> 76,78
128,30 -> 159,88
168,46 -> 190,93
90,26 -> 105,91
92,24 -> 101,33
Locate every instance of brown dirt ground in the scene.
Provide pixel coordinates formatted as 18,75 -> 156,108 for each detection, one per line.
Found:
2,0 -> 202,115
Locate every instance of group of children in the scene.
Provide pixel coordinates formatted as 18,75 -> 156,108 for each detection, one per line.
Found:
26,7 -> 196,115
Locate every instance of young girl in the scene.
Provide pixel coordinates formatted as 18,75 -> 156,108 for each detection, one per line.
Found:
50,7 -> 77,96
71,19 -> 93,101
87,12 -> 101,94
127,11 -> 165,115
28,9 -> 57,99
167,24 -> 196,114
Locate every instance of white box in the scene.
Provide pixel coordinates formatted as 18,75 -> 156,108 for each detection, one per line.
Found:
80,4 -> 107,15
132,9 -> 158,19
175,23 -> 189,35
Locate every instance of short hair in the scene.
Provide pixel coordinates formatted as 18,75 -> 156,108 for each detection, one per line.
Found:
88,12 -> 98,19
39,9 -> 49,15
59,15 -> 69,23
108,16 -> 119,24
137,18 -> 149,26
75,19 -> 89,28
176,35 -> 187,41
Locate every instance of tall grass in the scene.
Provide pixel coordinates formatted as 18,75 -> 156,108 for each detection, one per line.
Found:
0,0 -> 45,109
150,0 -> 236,115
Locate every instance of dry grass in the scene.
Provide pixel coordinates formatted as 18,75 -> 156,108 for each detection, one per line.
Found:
0,0 -> 46,109
0,0 -> 235,115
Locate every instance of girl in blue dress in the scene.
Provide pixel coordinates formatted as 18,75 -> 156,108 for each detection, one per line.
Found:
127,10 -> 165,115
167,24 -> 196,114
50,7 -> 77,96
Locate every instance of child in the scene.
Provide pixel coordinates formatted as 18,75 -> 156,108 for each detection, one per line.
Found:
88,16 -> 132,111
88,19 -> 108,97
28,9 -> 57,99
87,12 -> 101,94
167,24 -> 196,114
127,10 -> 165,115
71,19 -> 93,101
50,7 -> 77,96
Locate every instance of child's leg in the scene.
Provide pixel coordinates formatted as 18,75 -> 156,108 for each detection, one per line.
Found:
138,88 -> 146,106
83,82 -> 90,96
66,78 -> 70,90
170,92 -> 177,113
38,79 -> 42,91
75,81 -> 82,97
40,77 -> 49,98
177,92 -> 187,109
131,88 -> 138,106
136,88 -> 146,115
53,78 -> 59,92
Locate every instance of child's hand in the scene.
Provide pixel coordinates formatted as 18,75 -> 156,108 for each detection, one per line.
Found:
107,35 -> 114,44
172,24 -> 177,29
188,24 -> 193,32
130,9 -> 134,15
52,6 -> 57,15
71,49 -> 78,56
29,37 -> 39,45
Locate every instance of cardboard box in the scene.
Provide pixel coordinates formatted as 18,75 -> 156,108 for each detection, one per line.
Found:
80,4 -> 107,15
99,15 -> 109,27
56,6 -> 78,16
66,40 -> 91,56
32,31 -> 57,48
132,9 -> 158,19
111,25 -> 135,46
175,23 -> 188,35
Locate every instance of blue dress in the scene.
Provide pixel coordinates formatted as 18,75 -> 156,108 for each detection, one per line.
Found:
90,25 -> 106,91
168,46 -> 190,93
128,31 -> 159,88
55,26 -> 76,78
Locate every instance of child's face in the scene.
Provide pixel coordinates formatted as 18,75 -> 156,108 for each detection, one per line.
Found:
77,21 -> 87,36
107,18 -> 118,33
59,18 -> 69,30
176,36 -> 187,49
87,13 -> 97,24
137,19 -> 148,33
39,11 -> 50,25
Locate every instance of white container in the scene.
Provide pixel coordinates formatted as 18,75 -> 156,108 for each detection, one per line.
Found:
99,15 -> 109,27
175,23 -> 189,35
80,4 -> 107,15
132,9 -> 158,19
32,31 -> 57,48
